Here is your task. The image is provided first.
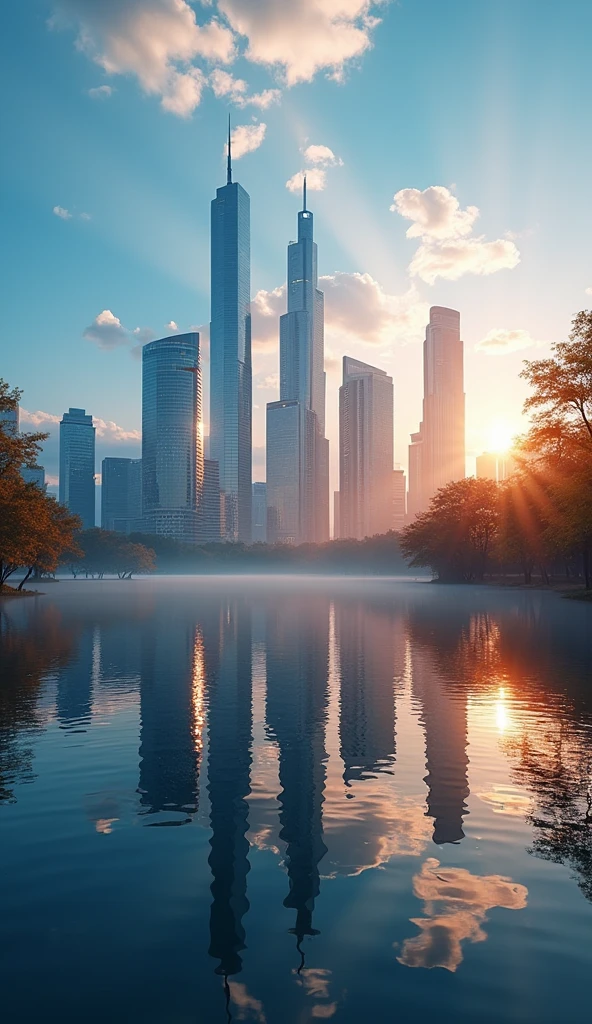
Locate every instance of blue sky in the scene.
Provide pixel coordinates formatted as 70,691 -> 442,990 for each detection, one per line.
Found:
2,0 -> 591,495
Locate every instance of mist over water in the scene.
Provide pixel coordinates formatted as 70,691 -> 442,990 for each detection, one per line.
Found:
1,577 -> 591,1023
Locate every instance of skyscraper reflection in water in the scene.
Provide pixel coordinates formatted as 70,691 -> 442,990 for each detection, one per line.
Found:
138,612 -> 203,823
205,599 -> 253,979
265,595 -> 330,961
336,601 -> 397,785
409,615 -> 470,845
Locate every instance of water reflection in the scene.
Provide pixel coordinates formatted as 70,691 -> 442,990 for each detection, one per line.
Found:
1,580 -> 592,1022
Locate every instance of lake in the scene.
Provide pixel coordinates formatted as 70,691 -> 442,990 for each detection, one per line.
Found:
1,576 -> 591,1023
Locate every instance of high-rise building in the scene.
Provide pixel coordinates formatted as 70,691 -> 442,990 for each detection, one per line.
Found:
266,180 -> 329,545
252,482 -> 267,543
338,356 -> 394,540
142,333 -> 203,543
0,404 -> 18,434
101,457 -> 142,533
59,408 -> 95,529
333,490 -> 340,540
21,465 -> 46,490
392,468 -> 406,532
476,451 -> 498,481
210,123 -> 252,543
407,307 -> 465,518
202,458 -> 222,543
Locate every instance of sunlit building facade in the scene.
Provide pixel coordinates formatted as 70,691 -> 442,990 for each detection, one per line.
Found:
392,468 -> 406,532
266,182 -> 329,544
59,407 -> 95,529
407,307 -> 465,518
142,333 -> 203,543
338,356 -> 394,539
252,482 -> 267,543
210,132 -> 252,543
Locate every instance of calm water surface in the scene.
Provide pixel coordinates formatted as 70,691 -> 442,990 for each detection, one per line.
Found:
1,577 -> 592,1023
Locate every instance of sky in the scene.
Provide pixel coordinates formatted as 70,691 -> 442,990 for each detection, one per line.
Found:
2,0 -> 592,503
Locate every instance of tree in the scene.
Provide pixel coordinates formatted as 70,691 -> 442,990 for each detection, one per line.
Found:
0,474 -> 81,588
69,529 -> 155,579
519,310 -> 592,587
0,379 -> 48,479
400,478 -> 499,582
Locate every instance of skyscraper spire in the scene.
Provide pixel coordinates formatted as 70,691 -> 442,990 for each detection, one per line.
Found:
227,114 -> 232,185
302,172 -> 307,212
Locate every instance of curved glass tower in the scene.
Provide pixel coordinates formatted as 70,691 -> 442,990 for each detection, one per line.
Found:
210,124 -> 252,543
142,333 -> 203,543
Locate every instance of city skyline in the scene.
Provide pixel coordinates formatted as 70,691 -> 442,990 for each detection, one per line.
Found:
3,1 -> 592,518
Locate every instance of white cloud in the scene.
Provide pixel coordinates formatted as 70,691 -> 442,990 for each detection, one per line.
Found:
88,84 -> 113,98
210,69 -> 281,109
84,309 -> 155,350
286,168 -> 327,193
391,186 -> 479,240
218,0 -> 385,86
250,272 -> 428,352
93,417 -> 141,442
302,143 -> 342,166
391,184 -> 521,284
19,408 -> 61,428
409,237 -> 520,285
53,205 -> 72,220
586,286 -> 592,296
256,373 -> 279,390
165,320 -> 179,331
227,122 -> 267,159
53,0 -> 234,116
475,328 -> 544,356
79,211 -> 92,221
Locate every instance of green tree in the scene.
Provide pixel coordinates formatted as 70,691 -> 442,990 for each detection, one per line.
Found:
400,477 -> 499,582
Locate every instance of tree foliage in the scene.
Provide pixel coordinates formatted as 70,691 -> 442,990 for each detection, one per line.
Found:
69,529 -> 156,579
0,379 -> 49,478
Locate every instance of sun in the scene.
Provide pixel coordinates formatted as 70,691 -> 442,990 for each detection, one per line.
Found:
487,421 -> 514,454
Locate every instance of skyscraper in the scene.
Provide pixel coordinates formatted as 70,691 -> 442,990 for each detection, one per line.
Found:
59,408 -> 95,529
210,122 -> 252,543
338,356 -> 394,539
407,307 -> 465,518
202,458 -> 222,543
266,179 -> 329,544
101,457 -> 142,533
142,332 -> 203,543
251,482 -> 267,542
392,468 -> 406,532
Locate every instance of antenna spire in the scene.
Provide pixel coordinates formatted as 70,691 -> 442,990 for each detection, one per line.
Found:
303,172 -> 307,212
227,114 -> 232,185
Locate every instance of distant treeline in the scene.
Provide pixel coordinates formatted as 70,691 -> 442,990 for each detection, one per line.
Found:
126,530 -> 411,575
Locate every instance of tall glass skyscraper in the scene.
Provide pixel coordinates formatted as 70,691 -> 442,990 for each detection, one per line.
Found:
101,457 -> 142,533
59,408 -> 95,528
266,181 -> 329,544
408,307 -> 465,518
210,125 -> 252,543
338,356 -> 394,539
142,333 -> 203,543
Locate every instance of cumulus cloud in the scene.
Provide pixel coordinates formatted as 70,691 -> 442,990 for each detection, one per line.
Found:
218,0 -> 385,86
53,205 -> 72,220
409,237 -> 520,285
250,272 -> 428,351
391,186 -> 479,240
210,68 -> 281,108
391,185 -> 520,284
52,0 -> 234,116
93,417 -> 141,442
256,373 -> 279,390
88,84 -> 113,98
475,327 -> 544,356
286,168 -> 327,193
302,143 -> 342,166
19,408 -> 61,428
227,122 -> 267,158
84,309 -> 155,351
165,320 -> 179,331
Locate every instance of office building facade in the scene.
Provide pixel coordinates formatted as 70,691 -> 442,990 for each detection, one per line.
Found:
210,127 -> 252,543
202,458 -> 222,543
407,307 -> 465,518
101,457 -> 142,533
252,482 -> 267,543
142,333 -> 203,543
338,357 -> 394,539
59,408 -> 95,528
392,468 -> 406,532
266,181 -> 329,545
21,465 -> 46,490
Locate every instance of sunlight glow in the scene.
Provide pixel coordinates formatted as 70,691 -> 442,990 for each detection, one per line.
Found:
487,421 -> 514,454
